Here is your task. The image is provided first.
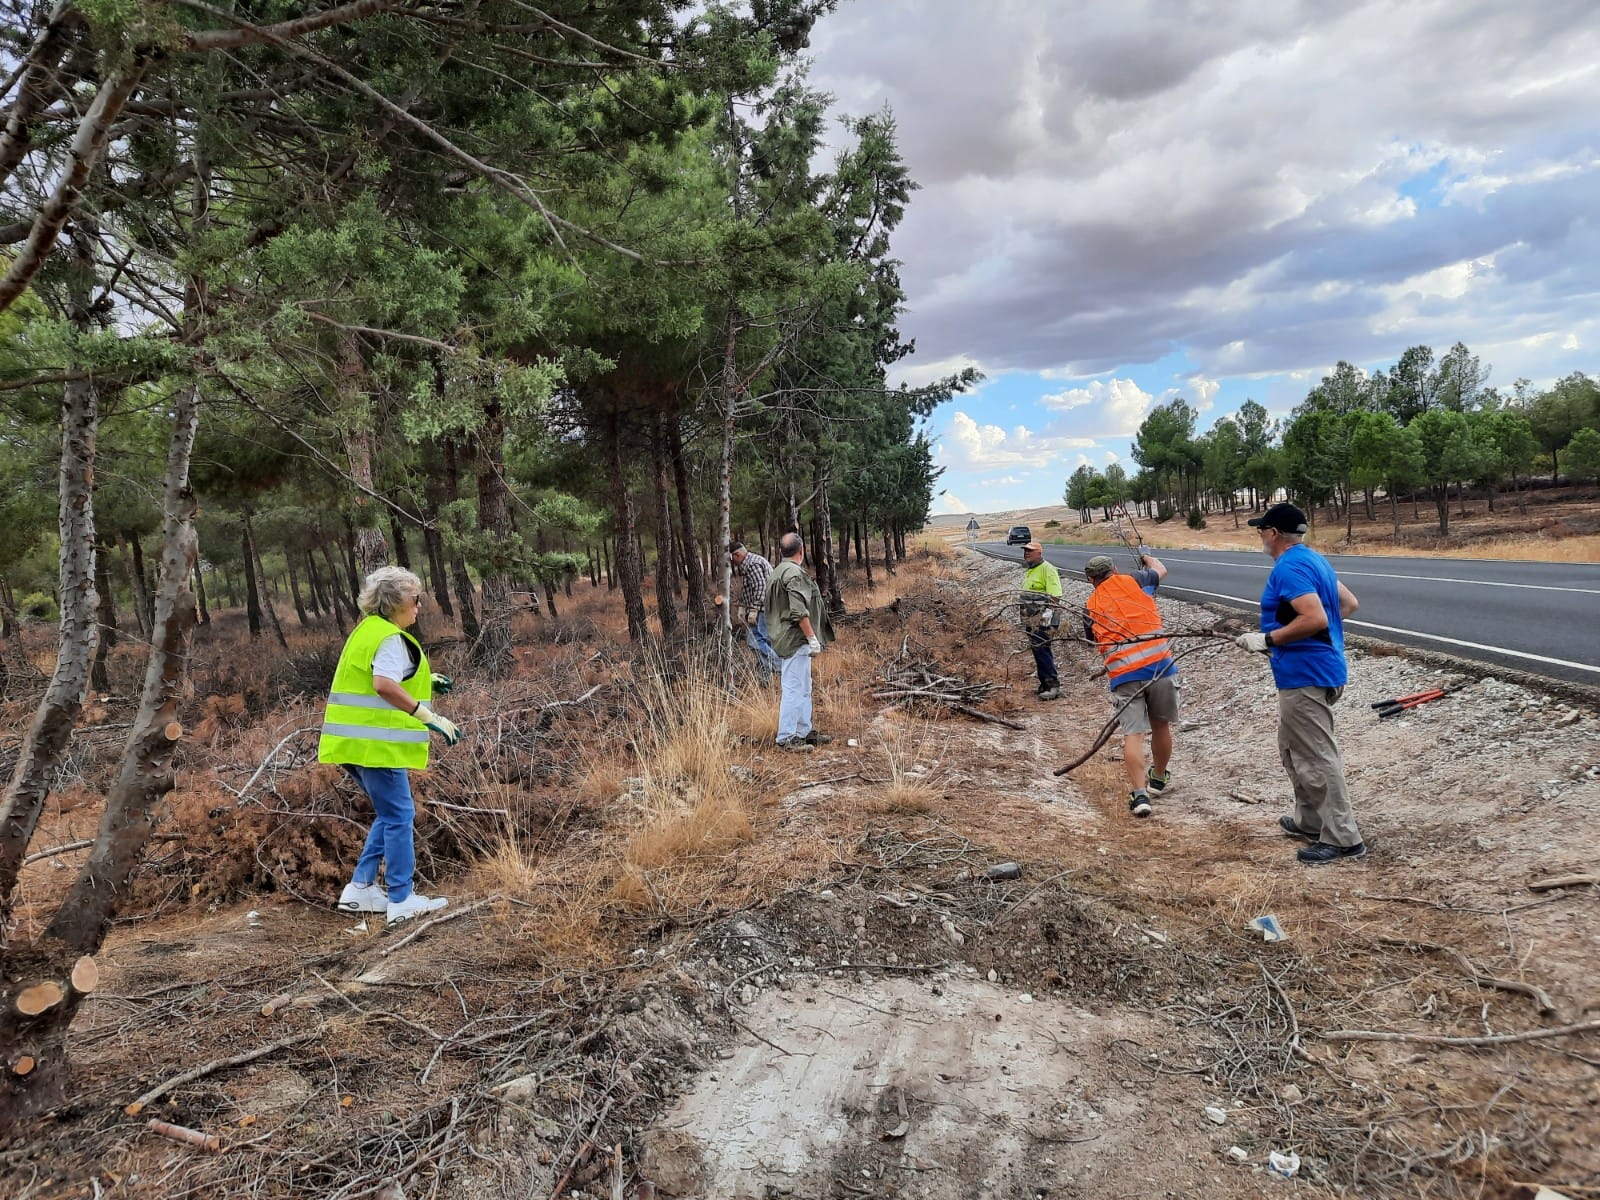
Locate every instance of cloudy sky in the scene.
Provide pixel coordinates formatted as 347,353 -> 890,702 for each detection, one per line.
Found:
805,0 -> 1600,514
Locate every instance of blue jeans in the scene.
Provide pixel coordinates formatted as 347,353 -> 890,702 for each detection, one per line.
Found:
746,612 -> 781,675
1028,627 -> 1058,690
345,765 -> 416,904
777,645 -> 814,743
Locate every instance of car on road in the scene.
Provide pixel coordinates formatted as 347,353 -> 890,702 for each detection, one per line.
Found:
1005,525 -> 1031,545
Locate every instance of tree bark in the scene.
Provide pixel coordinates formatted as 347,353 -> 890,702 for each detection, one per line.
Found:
246,510 -> 287,650
440,439 -> 480,643
339,333 -> 389,574
285,549 -> 310,626
90,537 -> 117,694
649,415 -> 678,639
192,563 -> 209,626
0,61 -> 150,316
604,412 -> 648,643
814,463 -> 841,613
470,401 -> 514,675
120,536 -> 150,638
241,513 -> 263,640
421,475 -> 453,618
341,517 -> 362,602
388,507 -> 412,570
667,412 -> 708,626
0,383 -> 202,1122
0,368 -> 100,928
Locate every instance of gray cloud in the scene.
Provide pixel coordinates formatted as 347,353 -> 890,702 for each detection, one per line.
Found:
809,0 -> 1600,387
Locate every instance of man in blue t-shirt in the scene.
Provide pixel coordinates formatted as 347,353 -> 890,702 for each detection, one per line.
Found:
1234,503 -> 1365,865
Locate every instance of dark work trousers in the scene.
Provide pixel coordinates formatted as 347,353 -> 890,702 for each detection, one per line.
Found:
1028,627 -> 1058,690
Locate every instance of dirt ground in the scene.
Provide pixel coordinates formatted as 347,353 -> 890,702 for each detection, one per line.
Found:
3,544 -> 1598,1200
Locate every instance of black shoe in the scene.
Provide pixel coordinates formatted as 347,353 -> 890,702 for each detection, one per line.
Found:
1128,790 -> 1152,818
1147,768 -> 1171,795
804,731 -> 832,745
1278,815 -> 1317,840
1038,685 -> 1061,701
1297,841 -> 1366,865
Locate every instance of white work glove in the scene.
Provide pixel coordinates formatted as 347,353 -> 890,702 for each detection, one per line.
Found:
1137,545 -> 1152,564
413,704 -> 461,745
806,636 -> 823,655
429,672 -> 453,695
1234,631 -> 1270,654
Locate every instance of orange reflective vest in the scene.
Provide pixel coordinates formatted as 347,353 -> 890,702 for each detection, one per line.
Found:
1087,574 -> 1173,685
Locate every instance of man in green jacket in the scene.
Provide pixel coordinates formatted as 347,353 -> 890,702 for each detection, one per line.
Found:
1019,541 -> 1062,700
763,532 -> 835,752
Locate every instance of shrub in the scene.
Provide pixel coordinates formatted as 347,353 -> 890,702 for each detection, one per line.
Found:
1186,505 -> 1207,530
19,591 -> 57,621
1044,519 -> 1059,528
1155,501 -> 1176,523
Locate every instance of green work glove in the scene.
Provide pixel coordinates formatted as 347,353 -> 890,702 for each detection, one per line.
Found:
430,672 -> 453,696
413,704 -> 461,746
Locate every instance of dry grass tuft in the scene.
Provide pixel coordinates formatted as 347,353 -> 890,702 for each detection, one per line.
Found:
870,720 -> 945,814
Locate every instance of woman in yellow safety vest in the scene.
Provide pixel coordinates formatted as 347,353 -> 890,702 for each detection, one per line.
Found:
319,566 -> 461,925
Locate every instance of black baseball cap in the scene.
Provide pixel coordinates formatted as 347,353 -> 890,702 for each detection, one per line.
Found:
1247,503 -> 1309,534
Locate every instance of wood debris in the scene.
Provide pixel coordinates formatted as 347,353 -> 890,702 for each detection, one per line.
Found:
873,640 -> 1020,729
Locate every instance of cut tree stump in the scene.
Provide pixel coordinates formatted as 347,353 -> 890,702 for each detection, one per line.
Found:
12,1056 -> 35,1076
14,982 -> 64,1017
70,955 -> 99,994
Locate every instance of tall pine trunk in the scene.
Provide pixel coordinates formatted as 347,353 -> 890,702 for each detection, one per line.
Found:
471,401 -> 514,675
604,412 -> 648,643
90,536 -> 116,693
650,415 -> 678,639
0,384 -> 202,1122
441,438 -> 480,643
667,412 -> 707,627
0,362 -> 100,925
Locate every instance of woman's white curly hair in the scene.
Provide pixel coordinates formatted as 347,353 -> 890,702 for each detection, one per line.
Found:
357,566 -> 423,618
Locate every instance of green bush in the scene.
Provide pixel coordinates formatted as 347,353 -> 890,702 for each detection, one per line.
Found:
1156,501 -> 1176,523
20,591 -> 57,621
1186,505 -> 1207,530
1043,519 -> 1059,528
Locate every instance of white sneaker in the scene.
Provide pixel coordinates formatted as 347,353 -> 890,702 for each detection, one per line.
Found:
337,881 -> 387,913
386,893 -> 448,925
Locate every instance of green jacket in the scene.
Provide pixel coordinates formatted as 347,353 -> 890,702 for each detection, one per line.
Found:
317,615 -> 434,769
764,558 -> 835,659
1023,560 -> 1062,596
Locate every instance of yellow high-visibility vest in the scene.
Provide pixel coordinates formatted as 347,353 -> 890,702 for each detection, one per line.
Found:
317,616 -> 433,769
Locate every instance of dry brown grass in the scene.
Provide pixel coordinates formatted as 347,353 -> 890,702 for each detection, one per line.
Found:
870,718 -> 945,814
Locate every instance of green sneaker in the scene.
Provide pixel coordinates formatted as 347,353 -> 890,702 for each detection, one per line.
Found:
1128,790 -> 1152,818
1146,768 -> 1171,795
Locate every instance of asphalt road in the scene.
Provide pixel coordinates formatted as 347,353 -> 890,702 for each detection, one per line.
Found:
975,541 -> 1600,686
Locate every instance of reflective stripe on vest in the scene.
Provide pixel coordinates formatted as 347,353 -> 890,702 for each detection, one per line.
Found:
317,615 -> 433,770
1088,574 -> 1173,684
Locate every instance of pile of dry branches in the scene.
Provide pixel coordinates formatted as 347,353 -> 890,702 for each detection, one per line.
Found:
872,637 -> 1021,730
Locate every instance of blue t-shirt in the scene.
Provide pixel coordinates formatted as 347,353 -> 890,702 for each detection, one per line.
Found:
1261,544 -> 1347,689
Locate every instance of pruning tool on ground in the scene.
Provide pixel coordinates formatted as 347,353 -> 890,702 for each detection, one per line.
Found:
1372,684 -> 1460,719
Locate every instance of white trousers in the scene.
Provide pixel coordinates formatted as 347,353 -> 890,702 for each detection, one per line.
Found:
777,645 -> 814,743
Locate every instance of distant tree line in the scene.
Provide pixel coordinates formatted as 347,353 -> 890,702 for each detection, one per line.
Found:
1064,344 -> 1600,538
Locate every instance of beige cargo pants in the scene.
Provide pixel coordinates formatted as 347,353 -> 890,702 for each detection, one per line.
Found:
1278,685 -> 1362,847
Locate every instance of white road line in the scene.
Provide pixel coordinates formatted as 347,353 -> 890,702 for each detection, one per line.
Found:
1139,555 -> 1597,595
1157,584 -> 1600,677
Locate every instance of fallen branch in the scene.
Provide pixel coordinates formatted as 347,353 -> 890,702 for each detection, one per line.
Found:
950,703 -> 1024,730
146,1119 -> 221,1152
1320,1018 -> 1600,1047
228,725 -> 318,805
1528,873 -> 1598,892
24,832 -> 185,865
1381,937 -> 1558,1016
379,897 -> 496,958
126,1029 -> 322,1114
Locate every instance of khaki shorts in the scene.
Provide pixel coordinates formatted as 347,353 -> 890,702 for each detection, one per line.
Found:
1111,675 -> 1180,736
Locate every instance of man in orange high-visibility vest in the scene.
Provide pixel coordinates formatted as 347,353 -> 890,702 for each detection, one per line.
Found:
1084,554 -> 1177,818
